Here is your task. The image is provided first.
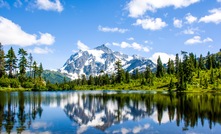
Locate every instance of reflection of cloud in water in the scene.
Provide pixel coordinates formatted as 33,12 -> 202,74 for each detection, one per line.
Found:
108,123 -> 150,134
32,122 -> 52,129
77,125 -> 88,134
133,126 -> 142,133
121,128 -> 130,134
150,110 -> 175,124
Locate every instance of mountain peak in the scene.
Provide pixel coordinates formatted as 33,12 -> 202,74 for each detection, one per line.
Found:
95,44 -> 112,53
60,44 -> 156,79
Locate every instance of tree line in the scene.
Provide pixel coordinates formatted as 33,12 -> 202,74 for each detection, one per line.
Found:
60,49 -> 221,91
0,43 -> 44,90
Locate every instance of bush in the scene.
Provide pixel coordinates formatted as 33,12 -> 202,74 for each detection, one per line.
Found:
47,83 -> 59,90
32,79 -> 47,91
22,82 -> 34,88
0,77 -> 10,87
10,79 -> 20,88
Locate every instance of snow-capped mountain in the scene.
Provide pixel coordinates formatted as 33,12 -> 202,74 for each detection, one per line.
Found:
59,44 -> 155,79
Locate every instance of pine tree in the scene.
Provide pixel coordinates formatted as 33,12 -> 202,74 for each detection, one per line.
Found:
145,66 -> 152,84
33,61 -> 38,82
5,47 -> 17,78
38,63 -> 43,80
125,71 -> 130,83
167,58 -> 174,74
175,53 -> 179,77
115,60 -> 123,83
0,43 -> 5,77
206,52 -> 212,69
198,54 -> 204,70
18,48 -> 28,76
28,53 -> 33,78
156,56 -> 164,77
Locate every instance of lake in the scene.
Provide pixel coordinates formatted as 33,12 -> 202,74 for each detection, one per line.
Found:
0,90 -> 221,134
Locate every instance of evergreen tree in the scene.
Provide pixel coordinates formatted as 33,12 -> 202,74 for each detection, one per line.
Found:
115,60 -> 123,83
145,66 -> 152,84
0,43 -> 5,77
38,63 -> 43,80
206,52 -> 212,69
28,53 -> 33,78
125,71 -> 130,83
167,58 -> 174,74
156,56 -> 164,77
211,54 -> 216,68
175,54 -> 179,77
198,54 -> 204,70
18,48 -> 28,76
33,61 -> 38,82
5,47 -> 17,78
88,75 -> 95,85
81,74 -> 87,85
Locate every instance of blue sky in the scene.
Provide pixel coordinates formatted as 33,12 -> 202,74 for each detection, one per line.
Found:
0,0 -> 221,69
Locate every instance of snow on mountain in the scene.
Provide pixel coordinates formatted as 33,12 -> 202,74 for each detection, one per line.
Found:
59,44 -> 155,79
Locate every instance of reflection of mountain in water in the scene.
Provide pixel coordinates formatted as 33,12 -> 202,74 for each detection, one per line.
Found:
1,91 -> 221,133
63,92 -> 153,131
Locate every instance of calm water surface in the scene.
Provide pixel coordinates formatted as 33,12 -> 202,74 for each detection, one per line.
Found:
0,90 -> 221,134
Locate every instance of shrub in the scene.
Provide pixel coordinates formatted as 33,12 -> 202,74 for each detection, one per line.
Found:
0,77 -> 10,87
46,83 -> 59,90
10,79 -> 20,88
22,82 -> 34,88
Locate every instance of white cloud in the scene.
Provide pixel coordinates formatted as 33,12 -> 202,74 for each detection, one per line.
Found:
185,13 -> 197,24
113,41 -> 150,52
127,37 -> 134,41
0,16 -> 55,46
218,0 -> 221,2
199,8 -> 221,24
182,27 -> 198,34
98,25 -> 128,33
0,0 -> 9,8
144,40 -> 153,44
173,18 -> 182,28
77,40 -> 89,51
35,0 -> 63,12
150,52 -> 175,64
133,17 -> 167,31
126,0 -> 200,18
14,0 -> 22,8
28,47 -> 54,54
184,36 -> 213,45
203,37 -> 213,42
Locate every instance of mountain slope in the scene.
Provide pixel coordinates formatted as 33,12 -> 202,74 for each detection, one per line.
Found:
59,44 -> 156,79
43,70 -> 71,84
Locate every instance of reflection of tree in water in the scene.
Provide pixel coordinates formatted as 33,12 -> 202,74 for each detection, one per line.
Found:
0,92 -> 43,134
63,92 -> 221,131
0,91 -> 221,133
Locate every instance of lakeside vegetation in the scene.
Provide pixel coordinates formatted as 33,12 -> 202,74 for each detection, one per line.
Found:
0,42 -> 221,91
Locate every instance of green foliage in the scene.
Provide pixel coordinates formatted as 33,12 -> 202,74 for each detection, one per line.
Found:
0,43 -> 5,77
10,79 -> 20,88
22,82 -> 34,88
115,60 -> 124,83
156,56 -> 164,78
0,77 -> 10,87
5,47 -> 17,78
18,48 -> 28,76
46,83 -> 59,90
